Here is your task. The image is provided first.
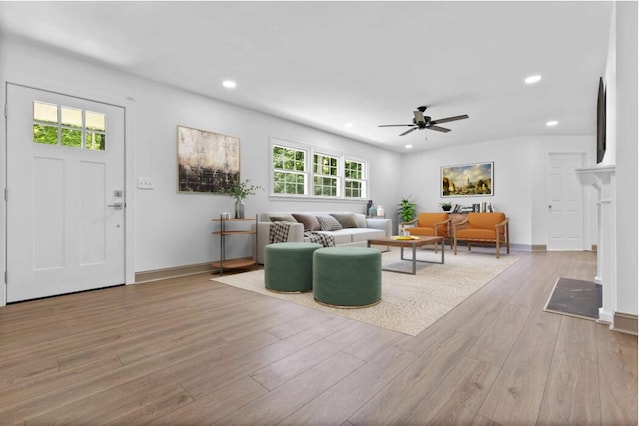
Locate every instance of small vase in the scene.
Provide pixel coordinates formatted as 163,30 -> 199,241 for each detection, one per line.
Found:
234,199 -> 245,219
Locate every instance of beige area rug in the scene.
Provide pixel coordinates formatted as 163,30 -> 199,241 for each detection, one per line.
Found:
213,249 -> 519,336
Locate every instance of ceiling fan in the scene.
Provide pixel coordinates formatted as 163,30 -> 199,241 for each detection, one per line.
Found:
379,106 -> 469,136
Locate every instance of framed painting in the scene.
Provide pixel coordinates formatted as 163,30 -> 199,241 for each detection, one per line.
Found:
441,161 -> 494,197
177,125 -> 240,193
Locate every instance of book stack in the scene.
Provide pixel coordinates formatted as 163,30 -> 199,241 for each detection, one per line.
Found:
449,203 -> 495,213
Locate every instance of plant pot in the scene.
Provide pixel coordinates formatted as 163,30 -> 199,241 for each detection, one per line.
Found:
442,206 -> 452,212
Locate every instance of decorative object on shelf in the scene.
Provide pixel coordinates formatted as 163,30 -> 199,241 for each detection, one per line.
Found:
368,202 -> 377,217
224,178 -> 263,219
376,205 -> 385,217
177,125 -> 240,194
366,200 -> 373,214
439,202 -> 452,212
441,161 -> 494,197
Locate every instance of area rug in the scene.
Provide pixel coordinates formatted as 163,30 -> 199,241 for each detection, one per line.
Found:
544,277 -> 602,320
213,249 -> 519,336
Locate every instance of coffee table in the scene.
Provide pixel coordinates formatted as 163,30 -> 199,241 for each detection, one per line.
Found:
367,236 -> 444,275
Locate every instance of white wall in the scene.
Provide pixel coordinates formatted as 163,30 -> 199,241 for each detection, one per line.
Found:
610,1 -> 638,316
400,135 -> 594,248
0,37 -> 402,307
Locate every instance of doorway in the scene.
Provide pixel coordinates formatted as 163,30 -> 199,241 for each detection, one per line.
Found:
5,84 -> 126,302
546,153 -> 585,251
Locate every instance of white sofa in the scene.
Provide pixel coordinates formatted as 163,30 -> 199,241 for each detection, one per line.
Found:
256,211 -> 392,264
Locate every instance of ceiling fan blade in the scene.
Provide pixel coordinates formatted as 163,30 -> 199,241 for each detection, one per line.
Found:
430,114 -> 469,125
378,124 -> 414,127
413,110 -> 426,124
427,125 -> 451,133
399,127 -> 418,136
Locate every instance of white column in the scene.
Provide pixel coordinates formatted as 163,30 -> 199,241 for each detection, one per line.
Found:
575,166 -> 616,324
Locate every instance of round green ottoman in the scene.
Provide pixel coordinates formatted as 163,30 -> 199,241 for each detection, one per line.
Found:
313,247 -> 382,308
264,242 -> 323,293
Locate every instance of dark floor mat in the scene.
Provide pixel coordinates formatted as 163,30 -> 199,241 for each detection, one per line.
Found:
544,277 -> 602,320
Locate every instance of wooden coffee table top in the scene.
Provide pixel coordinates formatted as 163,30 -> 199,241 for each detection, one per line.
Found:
368,236 -> 442,248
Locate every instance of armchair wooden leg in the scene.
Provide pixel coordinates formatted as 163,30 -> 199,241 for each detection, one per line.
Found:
454,238 -> 458,255
496,240 -> 500,259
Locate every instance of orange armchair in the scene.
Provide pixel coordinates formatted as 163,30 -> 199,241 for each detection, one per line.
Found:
453,212 -> 510,258
403,212 -> 452,249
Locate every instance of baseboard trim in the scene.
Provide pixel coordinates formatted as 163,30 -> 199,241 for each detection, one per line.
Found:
135,262 -> 215,283
612,312 -> 638,335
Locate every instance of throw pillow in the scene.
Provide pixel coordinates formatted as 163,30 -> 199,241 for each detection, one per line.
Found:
269,214 -> 297,223
316,215 -> 343,231
292,213 -> 321,231
330,213 -> 358,229
353,213 -> 367,228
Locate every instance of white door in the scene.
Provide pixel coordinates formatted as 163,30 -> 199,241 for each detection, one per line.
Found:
546,153 -> 584,250
6,84 -> 125,302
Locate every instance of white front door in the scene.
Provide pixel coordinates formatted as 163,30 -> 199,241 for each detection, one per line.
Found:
6,84 -> 125,302
546,153 -> 585,251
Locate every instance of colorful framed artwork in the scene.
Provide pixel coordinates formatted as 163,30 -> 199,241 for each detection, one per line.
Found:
177,125 -> 240,193
441,161 -> 494,197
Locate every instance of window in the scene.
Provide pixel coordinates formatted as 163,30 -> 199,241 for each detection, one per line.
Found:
270,138 -> 368,199
272,145 -> 306,195
33,101 -> 106,151
313,153 -> 338,196
344,159 -> 366,198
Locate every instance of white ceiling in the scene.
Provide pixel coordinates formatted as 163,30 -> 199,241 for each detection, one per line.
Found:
0,1 -> 613,152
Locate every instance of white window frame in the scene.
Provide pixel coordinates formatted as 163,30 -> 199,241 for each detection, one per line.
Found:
344,157 -> 368,199
270,137 -> 368,200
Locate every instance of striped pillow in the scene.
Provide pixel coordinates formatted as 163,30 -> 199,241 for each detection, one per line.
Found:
316,215 -> 343,231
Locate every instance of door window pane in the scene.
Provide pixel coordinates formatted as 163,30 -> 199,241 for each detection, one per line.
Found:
86,111 -> 106,131
61,129 -> 82,147
33,102 -> 58,124
33,124 -> 58,145
61,107 -> 82,128
86,132 -> 106,151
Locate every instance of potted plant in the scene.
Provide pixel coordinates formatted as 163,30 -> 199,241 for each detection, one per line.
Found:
225,178 -> 263,218
439,202 -> 452,212
397,197 -> 417,235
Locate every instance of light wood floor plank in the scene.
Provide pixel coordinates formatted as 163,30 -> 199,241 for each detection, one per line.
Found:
280,346 -> 417,425
149,376 -> 268,425
537,349 -> 601,425
216,351 -> 364,425
465,302 -> 531,367
405,356 -> 500,425
596,322 -> 638,425
478,309 -> 561,425
348,331 -> 477,425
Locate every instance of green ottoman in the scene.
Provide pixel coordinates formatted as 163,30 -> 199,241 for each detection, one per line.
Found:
265,242 -> 323,293
313,247 -> 382,308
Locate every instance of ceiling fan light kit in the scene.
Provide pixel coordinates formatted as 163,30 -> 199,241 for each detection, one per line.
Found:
379,106 -> 469,137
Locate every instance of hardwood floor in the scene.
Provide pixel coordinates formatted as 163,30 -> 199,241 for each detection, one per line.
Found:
0,251 -> 636,425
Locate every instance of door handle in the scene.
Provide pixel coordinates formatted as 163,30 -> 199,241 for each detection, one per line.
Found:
107,202 -> 124,209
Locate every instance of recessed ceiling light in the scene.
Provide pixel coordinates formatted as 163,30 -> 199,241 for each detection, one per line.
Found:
546,120 -> 559,127
344,122 -> 353,128
405,144 -> 413,149
525,75 -> 542,84
222,80 -> 237,89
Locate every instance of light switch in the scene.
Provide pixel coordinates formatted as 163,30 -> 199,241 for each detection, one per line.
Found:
137,177 -> 154,190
